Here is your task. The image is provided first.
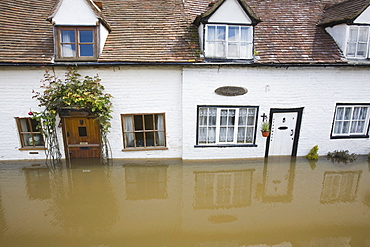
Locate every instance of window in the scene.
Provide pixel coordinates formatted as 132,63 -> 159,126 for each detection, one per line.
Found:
15,118 -> 45,149
197,106 -> 258,146
56,27 -> 97,60
346,26 -> 370,58
332,104 -> 370,138
205,24 -> 253,59
121,113 -> 166,150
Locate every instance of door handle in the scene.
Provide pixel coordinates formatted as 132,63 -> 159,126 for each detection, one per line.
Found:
67,132 -> 70,137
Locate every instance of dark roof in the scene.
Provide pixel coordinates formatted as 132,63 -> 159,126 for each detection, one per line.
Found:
319,0 -> 370,27
0,0 -> 349,65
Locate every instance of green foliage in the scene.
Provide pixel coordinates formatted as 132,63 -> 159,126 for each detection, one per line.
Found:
306,145 -> 319,160
327,150 -> 357,164
32,68 -> 113,162
261,121 -> 270,132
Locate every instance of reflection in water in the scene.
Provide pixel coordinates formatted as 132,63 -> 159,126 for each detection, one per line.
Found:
0,157 -> 369,246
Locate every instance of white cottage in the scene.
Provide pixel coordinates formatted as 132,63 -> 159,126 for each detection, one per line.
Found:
0,0 -> 369,161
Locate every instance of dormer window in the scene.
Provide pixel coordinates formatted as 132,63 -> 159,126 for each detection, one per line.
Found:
205,24 -> 253,59
196,0 -> 260,61
56,27 -> 97,60
346,26 -> 370,59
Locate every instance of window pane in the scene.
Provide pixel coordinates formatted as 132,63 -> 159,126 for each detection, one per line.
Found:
228,110 -> 235,125
228,43 -> 238,57
156,131 -> 165,146
342,121 -> 350,134
238,108 -> 247,125
349,28 -> 358,42
358,27 -> 369,42
134,115 -> 143,130
333,121 -> 342,134
344,108 -> 352,120
124,116 -> 134,131
227,127 -> 234,142
229,26 -> 238,41
246,127 -> 254,143
79,30 -> 93,43
146,132 -> 155,146
125,133 -> 135,147
135,132 -> 144,147
79,44 -> 94,57
144,115 -> 154,130
62,44 -> 76,57
237,127 -> 246,143
335,107 -> 344,120
241,27 -> 251,41
20,119 -> 31,132
219,127 -> 226,142
347,44 -> 356,56
61,30 -> 75,43
207,26 -> 216,40
357,43 -> 367,56
198,127 -> 207,143
209,108 -> 217,126
208,127 -> 216,143
359,107 -> 368,120
217,26 -> 226,41
155,114 -> 164,130
220,110 -> 228,125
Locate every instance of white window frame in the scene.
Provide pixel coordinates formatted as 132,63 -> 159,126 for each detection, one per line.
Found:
331,104 -> 370,138
346,25 -> 370,59
204,24 -> 253,59
197,106 -> 258,146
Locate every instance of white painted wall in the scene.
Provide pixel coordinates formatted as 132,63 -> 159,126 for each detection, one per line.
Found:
182,66 -> 370,160
0,66 -> 183,161
325,24 -> 348,54
208,0 -> 252,24
0,65 -> 369,161
354,6 -> 370,24
52,0 -> 97,25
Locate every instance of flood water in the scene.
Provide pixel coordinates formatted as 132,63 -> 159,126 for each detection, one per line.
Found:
0,156 -> 369,247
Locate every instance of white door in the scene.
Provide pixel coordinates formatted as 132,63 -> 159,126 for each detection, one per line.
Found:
268,112 -> 298,156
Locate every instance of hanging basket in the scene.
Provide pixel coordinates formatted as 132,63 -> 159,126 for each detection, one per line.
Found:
261,131 -> 270,137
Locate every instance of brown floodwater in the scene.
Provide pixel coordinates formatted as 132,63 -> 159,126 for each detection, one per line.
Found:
0,156 -> 369,247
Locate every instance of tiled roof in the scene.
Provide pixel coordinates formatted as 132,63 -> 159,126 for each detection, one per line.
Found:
0,0 -> 349,65
319,0 -> 370,27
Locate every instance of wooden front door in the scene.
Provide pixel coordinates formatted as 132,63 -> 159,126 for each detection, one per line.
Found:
63,117 -> 101,158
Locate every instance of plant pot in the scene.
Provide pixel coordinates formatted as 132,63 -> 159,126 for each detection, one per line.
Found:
261,131 -> 270,137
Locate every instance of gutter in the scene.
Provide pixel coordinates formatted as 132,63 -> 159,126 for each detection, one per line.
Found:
1,61 -> 370,68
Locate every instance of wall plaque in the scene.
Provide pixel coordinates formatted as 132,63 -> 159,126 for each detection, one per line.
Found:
215,86 -> 248,96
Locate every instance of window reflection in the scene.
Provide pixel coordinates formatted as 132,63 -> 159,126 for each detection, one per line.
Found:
194,170 -> 253,209
125,166 -> 167,200
320,171 -> 361,204
24,168 -> 51,200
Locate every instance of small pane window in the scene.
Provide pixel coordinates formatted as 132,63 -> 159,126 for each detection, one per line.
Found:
205,24 -> 253,59
346,26 -> 370,58
197,106 -> 258,145
122,113 -> 166,149
57,27 -> 96,60
332,104 -> 370,138
16,118 -> 45,148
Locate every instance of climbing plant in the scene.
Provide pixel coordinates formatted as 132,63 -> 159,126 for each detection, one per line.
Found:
32,68 -> 113,164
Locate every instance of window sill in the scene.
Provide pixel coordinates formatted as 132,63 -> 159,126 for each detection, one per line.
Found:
19,147 -> 46,151
194,144 -> 257,148
122,147 -> 168,152
330,135 -> 369,139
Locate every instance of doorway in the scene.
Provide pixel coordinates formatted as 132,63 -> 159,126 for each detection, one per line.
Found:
265,108 -> 303,157
62,117 -> 101,158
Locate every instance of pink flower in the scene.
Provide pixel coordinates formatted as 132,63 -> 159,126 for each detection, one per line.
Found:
28,111 -> 33,115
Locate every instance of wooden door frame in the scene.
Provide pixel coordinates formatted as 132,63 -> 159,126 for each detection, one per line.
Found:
264,107 -> 304,157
